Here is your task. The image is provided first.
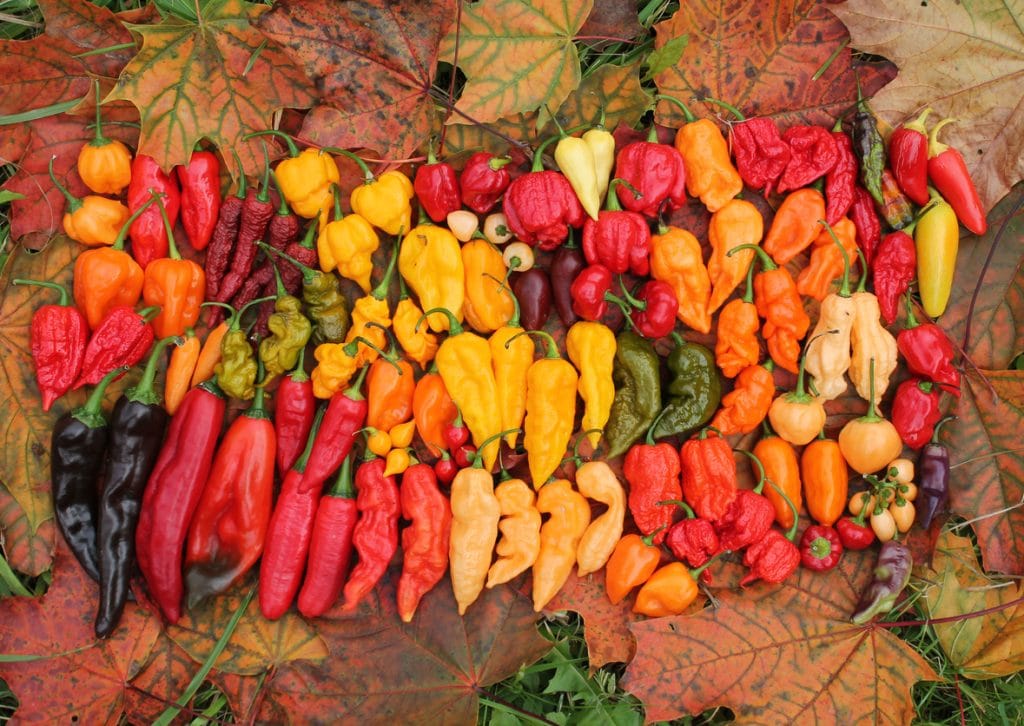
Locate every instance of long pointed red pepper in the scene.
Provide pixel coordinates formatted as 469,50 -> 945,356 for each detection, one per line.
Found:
927,118 -> 987,235
341,452 -> 401,612
396,460 -> 452,622
888,108 -> 931,206
301,364 -> 370,492
275,347 -> 315,473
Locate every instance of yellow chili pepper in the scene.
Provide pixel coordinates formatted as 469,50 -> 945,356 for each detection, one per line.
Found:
486,476 -> 541,588
388,419 -> 416,449
311,342 -> 358,399
707,199 -> 764,313
366,427 -> 392,457
328,148 -> 414,236
399,223 -> 465,332
583,118 -> 615,203
392,277 -> 438,368
317,186 -> 379,292
462,237 -> 514,333
383,447 -> 411,477
565,321 -> 616,449
575,461 -> 626,576
343,242 -> 398,366
532,479 -> 591,612
661,96 -> 742,212
247,131 -> 340,219
522,330 -> 579,489
49,158 -> 130,247
489,292 -> 533,449
915,196 -> 960,318
555,131 -> 601,220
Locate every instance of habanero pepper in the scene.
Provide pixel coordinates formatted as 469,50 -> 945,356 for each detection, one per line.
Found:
462,237 -> 515,334
707,198 -> 764,314
176,149 -> 221,250
927,118 -> 987,235
247,131 -> 339,219
680,427 -> 737,522
730,115 -> 790,195
652,332 -> 720,439
127,154 -> 180,268
275,349 -> 316,473
767,331 -> 830,446
414,145 -> 461,223
73,306 -> 157,390
396,461 -> 452,622
184,364 -> 276,605
48,157 -> 130,248
649,223 -> 712,334
777,124 -> 840,194
714,264 -> 761,379
317,185 -> 379,293
502,135 -> 585,250
460,152 -> 511,214
76,81 -> 132,196
329,148 -> 414,236
898,296 -> 961,395
532,478 -> 591,612
891,378 -> 942,450
873,231 -> 917,325
582,179 -> 652,276
520,330 -> 579,488
762,188 -> 825,266
633,559 -> 717,617
142,192 -> 205,338
603,331 -> 662,459
605,532 -> 662,606
612,126 -> 687,216
623,423 -> 682,544
661,95 -> 742,212
837,359 -> 904,475
709,360 -> 775,436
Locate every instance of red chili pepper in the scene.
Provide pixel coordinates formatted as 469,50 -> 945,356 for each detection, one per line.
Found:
611,129 -> 687,216
259,410 -> 324,620
136,379 -> 226,623
825,127 -> 858,225
453,443 -> 476,469
266,178 -> 302,250
665,513 -> 718,574
280,219 -> 320,298
740,529 -> 799,586
297,454 -> 358,618
459,152 -> 511,214
13,279 -> 87,411
927,118 -> 987,235
731,117 -> 790,195
891,378 -> 942,450
275,351 -> 315,474
680,428 -> 737,522
414,147 -> 461,222
184,374 -> 275,603
217,157 -> 275,303
799,525 -> 843,572
204,173 -> 246,307
835,514 -> 875,551
715,490 -> 775,553
570,264 -> 614,321
176,150 -> 221,251
442,407 -> 470,450
848,186 -> 882,264
502,139 -> 584,250
776,125 -> 839,194
396,461 -> 452,622
127,154 -> 181,269
623,427 -> 682,544
628,279 -> 677,339
888,108 -> 932,206
897,301 -> 961,396
582,179 -> 652,276
872,231 -> 916,325
73,306 -> 157,389
434,451 -> 458,484
341,455 -> 401,611
302,365 -> 370,492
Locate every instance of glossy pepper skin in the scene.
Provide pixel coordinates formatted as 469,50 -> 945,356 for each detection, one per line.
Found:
796,217 -> 858,302
777,125 -> 839,193
413,372 -> 456,457
164,329 -> 199,415
261,134 -> 340,219
258,277 -> 313,383
575,461 -> 626,576
898,302 -> 961,395
837,359 -> 903,476
489,309 -> 533,449
603,331 -> 662,459
850,274 -> 898,402
486,477 -> 541,587
629,280 -> 677,339
400,224 -> 465,332
731,116 -> 790,194
511,268 -> 552,331
889,108 -> 932,206
849,186 -> 882,264
915,197 -> 960,318
650,224 -> 712,334
48,157 -> 131,248
15,280 -> 88,411
927,119 -> 986,235
800,525 -> 843,571
581,196 -> 652,276
669,101 -> 742,212
341,456 -> 402,611
460,152 -> 511,213
740,529 -> 799,586
414,148 -> 461,222
50,368 -> 123,583
74,306 -> 156,389
275,355 -> 315,473
680,429 -> 737,522
873,232 -> 917,325
303,367 -> 369,492
393,281 -> 438,368
142,193 -> 205,338
177,150 -> 221,250
127,154 -> 181,268
184,372 -> 275,605
191,322 -> 228,387
318,203 -> 380,293
533,479 -> 590,612
449,440 -> 503,615
707,199 -> 764,314
877,169 -> 916,231
892,379 -> 941,450
852,105 -> 886,206
503,146 -> 585,250
73,212 -> 146,331
555,131 -> 601,220
613,133 -> 687,216
570,263 -> 614,321
136,379 -> 225,623
802,436 -> 849,527
754,429 -> 802,530
396,463 -> 452,621
652,332 -> 720,439
77,83 -> 132,195
710,361 -> 775,436
566,322 -> 616,449
633,562 -> 701,617
836,513 -> 875,551
366,353 -> 415,434
624,430 -> 681,545
523,331 -> 579,488
762,189 -> 825,266
918,418 -> 953,529
851,540 -> 912,623
605,533 -> 661,605
462,237 -> 514,333
550,244 -> 586,326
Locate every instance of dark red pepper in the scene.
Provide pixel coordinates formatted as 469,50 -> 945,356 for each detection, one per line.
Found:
872,231 -> 916,325
14,279 -> 88,411
622,427 -> 682,545
502,138 -> 585,250
549,242 -> 586,326
731,117 -> 790,195
217,156 -> 274,303
280,219 -> 320,298
740,529 -> 799,586
612,128 -> 687,216
511,268 -> 552,331
127,154 -> 181,269
414,147 -> 461,222
176,149 -> 221,251
628,279 -> 677,339
204,172 -> 246,306
897,301 -> 961,396
891,378 -> 941,450
665,515 -> 718,569
776,125 -> 839,194
918,417 -> 954,529
825,126 -> 858,225
927,118 -> 987,235
799,525 -> 843,571
888,108 -> 931,207
443,407 -> 469,450
849,186 -> 882,264
275,350 -> 315,473
396,461 -> 452,622
341,455 -> 401,611
302,366 -> 370,492
582,179 -> 652,276
835,514 -> 875,551
73,306 -> 157,389
715,490 -> 775,553
569,264 -> 614,321
266,178 -> 302,251
434,451 -> 458,484
459,152 -> 511,214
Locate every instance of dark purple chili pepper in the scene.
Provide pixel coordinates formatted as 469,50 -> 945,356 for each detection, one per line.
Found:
512,268 -> 552,331
550,243 -> 586,326
917,416 -> 954,529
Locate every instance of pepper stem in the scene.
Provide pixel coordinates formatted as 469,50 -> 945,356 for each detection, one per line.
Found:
227,296 -> 275,331
617,277 -> 646,309
928,117 -> 956,158
48,157 -> 81,211
904,107 -> 933,135
90,80 -> 109,146
328,454 -> 355,498
12,279 -> 70,306
483,271 -> 520,328
469,429 -> 521,469
249,356 -> 268,414
507,329 -> 559,359
655,94 -> 696,123
321,147 -> 374,182
300,217 -> 318,250
903,291 -> 920,328
289,345 -> 308,383
271,169 -> 290,216
126,336 -> 182,406
418,307 -> 463,336
640,526 -> 666,547
742,250 -> 756,304
859,357 -> 882,422
152,190 -> 182,260
230,149 -> 247,199
244,130 -> 299,158
658,499 -> 696,519
728,243 -> 776,271
701,96 -> 745,121
271,257 -> 287,298
735,449 -> 767,494
531,133 -> 562,172
645,406 -> 672,446
794,330 -> 838,399
111,196 -> 158,251
259,241 -> 315,280
819,220 -> 851,297
256,142 -> 271,203
855,248 -> 868,293
73,365 -> 127,428
931,415 -> 956,443
370,239 -> 399,300
331,183 -> 344,220
606,178 -> 641,212
342,336 -> 401,374
294,407 -> 325,473
343,363 -> 370,400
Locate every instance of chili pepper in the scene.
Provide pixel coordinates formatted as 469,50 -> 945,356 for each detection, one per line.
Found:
581,179 -> 651,276
127,154 -> 180,268
927,119 -> 987,235
569,263 -> 616,321
460,152 -> 511,214
259,410 -> 324,619
605,532 -> 662,605
762,188 -> 825,266
712,451 -> 776,554
633,559 -> 715,617
322,148 -> 414,236
800,525 -> 842,572
876,169 -> 916,230
393,276 -> 438,368
489,295 -> 533,449
190,320 -> 228,387
848,186 -> 882,265
734,243 -> 810,375
184,362 -> 275,606
680,428 -> 737,522
519,330 -> 579,488
395,461 -> 452,621
915,195 -> 960,318
463,237 -> 515,333
136,376 -> 226,623
49,157 -> 130,247
825,125 -> 858,225
730,116 -> 790,194
628,279 -> 677,339
176,149 -> 221,250
850,254 -> 898,402
366,342 -> 414,434
799,226 -> 854,398
707,198 -> 764,313
650,224 -> 712,334
661,96 -> 742,212
709,360 -> 775,436
891,378 -> 941,450
777,124 -> 840,194
624,424 -> 682,545
575,461 -> 626,576
612,127 -> 687,216
414,145 -> 461,223
399,222 -> 465,332
142,192 -> 205,339
412,371 -> 456,458
838,359 -> 903,475
449,431 -> 510,614
303,365 -> 370,492
889,108 -> 932,206
50,367 -> 124,583
248,131 -> 340,219
553,124 -> 601,220
796,216 -> 858,302
218,151 -> 274,303
541,243 -> 581,326
753,423 -> 802,530
767,331 -> 831,446
266,176 -> 302,251
533,478 -> 591,612
852,102 -> 886,206
14,279 -> 88,410
652,333 -> 720,439
898,297 -> 961,395
259,243 -> 350,346
665,505 -> 718,578
583,116 -> 615,203
802,433 -> 849,527
873,231 -> 917,325
566,322 -> 616,449
444,408 -> 470,450
836,512 -> 875,551
511,267 -> 552,331
851,540 -> 912,623
74,306 -> 157,389
258,268 -> 313,383
214,297 -> 271,401
274,351 -> 315,474
164,328 -> 200,415
503,137 -> 585,250
76,81 -> 132,195
318,186 -> 379,292
603,331 -> 662,459
714,265 -> 760,379
740,528 -> 799,586
204,171 -> 247,306
918,416 -> 954,529
870,506 -> 897,542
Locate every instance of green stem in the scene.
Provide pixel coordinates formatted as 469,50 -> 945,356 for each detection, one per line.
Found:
12,279 -> 70,306
72,365 -> 126,429
256,143 -> 271,203
655,94 -> 696,123
90,80 -> 109,146
153,191 -> 182,260
231,150 -> 247,199
343,363 -> 370,401
605,178 -> 640,211
855,248 -> 868,293
735,449 -> 767,494
728,243 -> 776,271
483,271 -> 520,328
111,196 -> 157,251
244,130 -> 299,158
819,220 -> 851,297
469,429 -> 521,468
321,147 -> 374,182
249,358 -> 268,416
289,346 -> 308,383
126,336 -> 181,406
701,96 -> 745,121
371,239 -> 399,300
300,217 -> 318,250
328,454 -> 355,498
48,157 -> 81,211
418,307 -> 463,335
259,242 -> 316,281
342,336 -> 401,374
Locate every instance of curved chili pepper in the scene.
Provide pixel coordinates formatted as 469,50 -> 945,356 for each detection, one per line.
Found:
650,223 -> 712,334
825,125 -> 857,225
218,150 -> 274,302
164,328 -> 199,415
709,360 -> 774,436
927,119 -> 986,235
714,262 -> 761,379
127,154 -> 180,269
917,417 -> 954,529
897,298 -> 961,395
396,461 -> 452,622
177,149 -> 222,250
275,350 -> 315,473
848,186 -> 882,265
889,108 -> 932,207
204,172 -> 246,306
730,116 -> 790,195
487,474 -> 541,587
303,366 -> 370,492
532,478 -> 590,612
872,231 -> 917,325
623,424 -> 681,544
851,540 -> 912,623
73,306 -> 158,390
852,101 -> 886,206
520,330 -> 579,488
412,370 -> 457,458
341,455 -> 401,611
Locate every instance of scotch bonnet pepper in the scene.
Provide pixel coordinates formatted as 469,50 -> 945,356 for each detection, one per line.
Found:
247,131 -> 340,219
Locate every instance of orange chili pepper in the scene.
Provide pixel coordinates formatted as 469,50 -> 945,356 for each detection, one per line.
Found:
762,188 -> 826,266
649,223 -> 711,333
605,532 -> 662,606
802,434 -> 849,526
753,425 -> 802,529
707,199 -> 764,313
661,96 -> 743,213
191,321 -> 229,387
142,193 -> 204,338
714,261 -> 761,378
412,370 -> 457,457
366,352 -> 415,433
710,360 -> 775,435
165,329 -> 200,414
796,217 -> 859,301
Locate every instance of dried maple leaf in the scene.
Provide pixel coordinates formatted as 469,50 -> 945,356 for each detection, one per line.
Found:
109,0 -> 316,179
832,0 -> 1024,213
0,542 -> 162,722
258,0 -> 455,162
0,485 -> 54,578
441,0 -> 594,128
922,529 -> 1024,679
623,548 -> 939,723
122,635 -> 197,722
652,0 -> 895,128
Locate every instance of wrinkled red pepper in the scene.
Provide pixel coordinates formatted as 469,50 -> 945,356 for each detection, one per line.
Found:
623,427 -> 682,544
848,186 -> 882,264
341,455 -> 401,611
414,147 -> 461,223
459,152 -> 511,214
502,138 -> 584,250
14,279 -> 87,411
872,231 -> 916,325
740,529 -> 799,586
73,306 -> 157,389
731,117 -> 790,195
581,180 -> 651,276
396,461 -> 452,622
612,128 -> 687,216
825,126 -> 858,225
679,428 -> 737,522
776,125 -> 839,193
897,302 -> 961,396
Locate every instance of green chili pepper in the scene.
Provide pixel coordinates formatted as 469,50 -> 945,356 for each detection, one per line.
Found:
215,297 -> 273,400
853,97 -> 886,207
651,332 -> 721,439
258,264 -> 313,381
260,242 -> 350,344
603,331 -> 662,459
